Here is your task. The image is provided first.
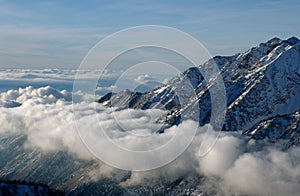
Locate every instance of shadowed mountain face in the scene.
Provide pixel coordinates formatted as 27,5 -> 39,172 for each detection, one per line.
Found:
99,37 -> 300,146
0,179 -> 64,196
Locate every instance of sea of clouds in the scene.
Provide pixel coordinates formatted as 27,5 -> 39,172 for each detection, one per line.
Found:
0,71 -> 299,195
0,68 -> 167,94
0,69 -> 120,95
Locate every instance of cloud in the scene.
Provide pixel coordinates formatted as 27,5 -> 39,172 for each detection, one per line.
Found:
134,74 -> 153,84
0,68 -> 117,81
95,85 -> 117,94
197,133 -> 245,177
0,69 -> 119,95
222,147 -> 300,195
0,85 -> 299,195
0,86 -> 72,104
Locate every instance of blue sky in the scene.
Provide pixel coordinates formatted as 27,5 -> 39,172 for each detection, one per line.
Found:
0,0 -> 300,68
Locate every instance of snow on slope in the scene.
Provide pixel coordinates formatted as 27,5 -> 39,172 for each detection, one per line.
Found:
0,37 -> 300,195
98,37 -> 300,145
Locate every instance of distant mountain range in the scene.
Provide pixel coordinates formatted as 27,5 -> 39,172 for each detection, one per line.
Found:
99,36 -> 300,147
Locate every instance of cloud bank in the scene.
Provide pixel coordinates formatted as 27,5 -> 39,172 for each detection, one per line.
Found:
0,69 -> 119,94
0,86 -> 299,195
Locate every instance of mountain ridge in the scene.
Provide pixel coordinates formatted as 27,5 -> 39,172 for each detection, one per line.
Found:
98,36 -> 300,146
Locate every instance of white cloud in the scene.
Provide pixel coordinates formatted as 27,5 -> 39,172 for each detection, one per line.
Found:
0,86 -> 72,104
134,74 -> 153,84
222,147 -> 300,195
95,85 -> 116,93
0,85 -> 299,195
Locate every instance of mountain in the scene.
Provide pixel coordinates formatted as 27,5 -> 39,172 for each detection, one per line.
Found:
0,179 -> 63,196
1,37 -> 299,195
98,37 -> 300,146
0,135 -> 215,195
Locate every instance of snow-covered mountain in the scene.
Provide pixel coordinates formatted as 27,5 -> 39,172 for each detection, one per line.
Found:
1,37 -> 300,196
98,37 -> 300,146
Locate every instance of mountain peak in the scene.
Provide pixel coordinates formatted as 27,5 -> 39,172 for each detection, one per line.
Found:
263,36 -> 300,47
284,36 -> 300,45
256,37 -> 281,50
266,37 -> 282,45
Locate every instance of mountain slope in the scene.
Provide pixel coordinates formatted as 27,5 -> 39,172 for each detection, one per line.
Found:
98,37 -> 300,145
0,180 -> 63,196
